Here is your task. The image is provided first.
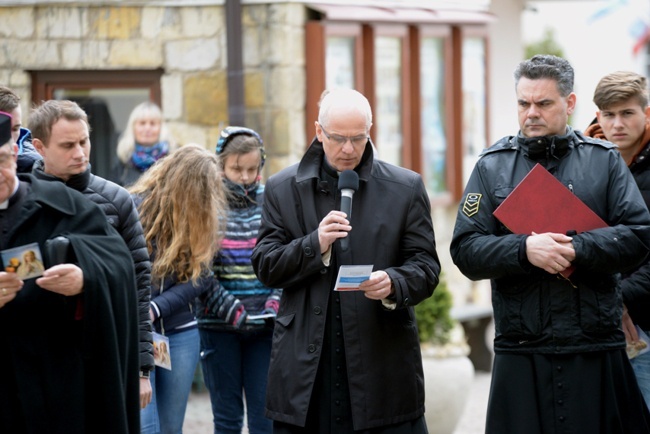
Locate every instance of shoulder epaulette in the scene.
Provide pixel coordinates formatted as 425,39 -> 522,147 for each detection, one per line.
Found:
573,130 -> 616,149
480,136 -> 517,157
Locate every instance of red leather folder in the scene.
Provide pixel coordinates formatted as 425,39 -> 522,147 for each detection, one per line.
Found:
493,163 -> 607,277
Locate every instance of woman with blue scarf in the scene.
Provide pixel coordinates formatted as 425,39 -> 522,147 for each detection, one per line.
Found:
111,101 -> 176,187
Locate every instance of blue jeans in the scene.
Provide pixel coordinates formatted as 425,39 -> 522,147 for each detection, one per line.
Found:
141,328 -> 201,434
630,329 -> 650,411
199,328 -> 273,434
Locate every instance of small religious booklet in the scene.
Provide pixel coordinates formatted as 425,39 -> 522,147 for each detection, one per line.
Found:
153,332 -> 172,370
1,242 -> 45,280
493,163 -> 607,278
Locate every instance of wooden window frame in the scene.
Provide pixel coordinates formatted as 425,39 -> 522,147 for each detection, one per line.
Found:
28,69 -> 163,105
305,19 -> 489,203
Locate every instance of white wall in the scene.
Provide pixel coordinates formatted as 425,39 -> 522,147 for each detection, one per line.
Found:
488,0 -> 526,143
487,0 -> 650,139
523,0 -> 649,130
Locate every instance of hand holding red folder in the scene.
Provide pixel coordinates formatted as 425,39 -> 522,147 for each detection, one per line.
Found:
493,163 -> 607,277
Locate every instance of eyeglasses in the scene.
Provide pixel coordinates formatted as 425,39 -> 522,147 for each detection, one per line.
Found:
319,124 -> 368,147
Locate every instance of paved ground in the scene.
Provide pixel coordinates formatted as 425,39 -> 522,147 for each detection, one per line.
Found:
453,371 -> 490,434
182,371 -> 491,433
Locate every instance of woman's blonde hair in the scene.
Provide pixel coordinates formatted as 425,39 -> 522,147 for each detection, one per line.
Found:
116,101 -> 176,164
129,144 -> 227,282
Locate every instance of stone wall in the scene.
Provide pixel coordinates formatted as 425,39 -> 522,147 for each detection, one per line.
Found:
0,1 -> 491,310
0,3 -> 307,176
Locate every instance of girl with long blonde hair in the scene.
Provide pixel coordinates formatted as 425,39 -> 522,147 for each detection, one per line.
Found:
130,144 -> 227,434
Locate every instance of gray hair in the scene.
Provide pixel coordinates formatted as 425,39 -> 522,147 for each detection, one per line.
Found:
317,88 -> 372,130
514,55 -> 574,97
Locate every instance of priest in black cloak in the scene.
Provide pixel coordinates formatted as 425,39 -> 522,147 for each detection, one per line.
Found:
0,110 -> 140,433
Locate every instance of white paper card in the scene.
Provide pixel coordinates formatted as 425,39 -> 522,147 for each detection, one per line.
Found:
247,313 -> 276,322
334,265 -> 373,291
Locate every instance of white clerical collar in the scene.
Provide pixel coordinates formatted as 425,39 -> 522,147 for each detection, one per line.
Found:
0,175 -> 20,210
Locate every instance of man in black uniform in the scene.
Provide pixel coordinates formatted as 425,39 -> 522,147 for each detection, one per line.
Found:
451,55 -> 650,433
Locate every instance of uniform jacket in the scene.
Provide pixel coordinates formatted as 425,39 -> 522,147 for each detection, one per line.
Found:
451,128 -> 650,354
585,120 -> 650,331
0,174 -> 140,434
32,161 -> 154,372
251,139 -> 441,430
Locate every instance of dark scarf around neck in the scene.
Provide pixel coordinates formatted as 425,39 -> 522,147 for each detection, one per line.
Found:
32,159 -> 91,192
517,128 -> 574,163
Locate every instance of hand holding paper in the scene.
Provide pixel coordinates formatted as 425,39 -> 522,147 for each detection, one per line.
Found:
334,265 -> 373,291
334,266 -> 394,301
358,270 -> 393,301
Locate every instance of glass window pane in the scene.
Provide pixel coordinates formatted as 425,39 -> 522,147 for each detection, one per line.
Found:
420,37 -> 446,195
326,36 -> 356,89
52,88 -> 150,179
461,37 -> 487,186
374,36 -> 402,166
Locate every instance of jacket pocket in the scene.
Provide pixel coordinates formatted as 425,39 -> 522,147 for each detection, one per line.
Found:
494,186 -> 514,201
269,312 -> 295,364
275,312 -> 294,327
493,278 -> 542,338
272,313 -> 295,340
577,275 -> 620,333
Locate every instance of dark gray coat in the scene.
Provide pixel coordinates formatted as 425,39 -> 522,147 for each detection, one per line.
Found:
252,140 -> 440,430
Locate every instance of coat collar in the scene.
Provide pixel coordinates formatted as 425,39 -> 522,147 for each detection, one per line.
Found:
31,159 -> 91,192
18,173 -> 80,217
515,126 -> 577,162
295,137 -> 376,184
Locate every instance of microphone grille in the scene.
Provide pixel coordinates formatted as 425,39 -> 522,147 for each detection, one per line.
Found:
338,170 -> 359,191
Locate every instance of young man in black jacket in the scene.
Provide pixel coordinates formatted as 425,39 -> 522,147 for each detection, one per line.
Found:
585,70 -> 650,409
29,99 -> 155,409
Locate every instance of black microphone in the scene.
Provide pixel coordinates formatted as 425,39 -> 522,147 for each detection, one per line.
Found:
338,170 -> 359,251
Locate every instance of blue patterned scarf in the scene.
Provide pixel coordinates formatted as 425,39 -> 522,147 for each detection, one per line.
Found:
131,141 -> 169,172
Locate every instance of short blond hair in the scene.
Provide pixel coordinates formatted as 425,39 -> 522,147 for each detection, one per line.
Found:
593,71 -> 648,110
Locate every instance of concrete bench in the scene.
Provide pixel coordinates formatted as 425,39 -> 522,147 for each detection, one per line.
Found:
451,304 -> 494,372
